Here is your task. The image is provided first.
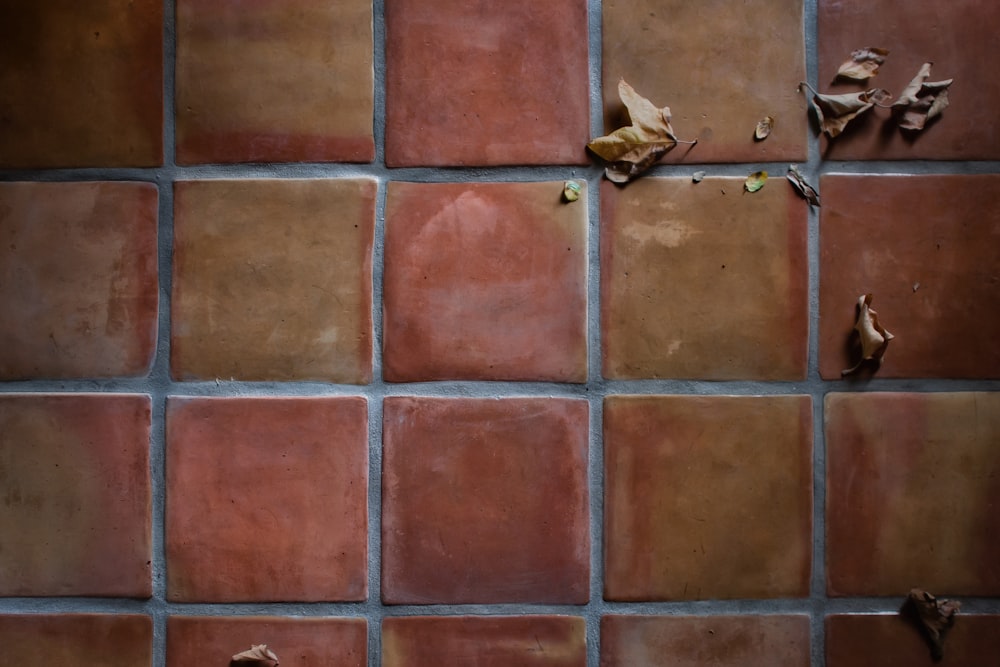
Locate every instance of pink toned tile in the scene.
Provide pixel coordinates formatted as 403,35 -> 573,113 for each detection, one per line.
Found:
601,615 -> 811,667
604,395 -> 813,601
602,0 -> 808,163
819,175 -> 1000,379
827,614 -> 1000,666
166,396 -> 368,602
175,0 -> 373,164
167,616 -> 366,667
383,616 -> 586,667
381,397 -> 590,604
171,179 -> 375,383
383,182 -> 588,382
0,614 -> 152,667
385,0 -> 589,166
826,392 -> 1000,597
817,0 -> 1000,160
0,394 -> 151,597
0,1 -> 162,168
601,177 -> 808,380
0,182 -> 158,380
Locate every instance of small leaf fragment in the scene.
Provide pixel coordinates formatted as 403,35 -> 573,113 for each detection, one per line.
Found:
562,180 -> 581,202
232,644 -> 279,667
891,62 -> 953,131
902,588 -> 961,662
842,293 -> 894,376
744,171 -> 767,193
799,82 -> 890,138
786,165 -> 820,206
836,47 -> 889,81
692,170 -> 706,183
754,116 -> 774,140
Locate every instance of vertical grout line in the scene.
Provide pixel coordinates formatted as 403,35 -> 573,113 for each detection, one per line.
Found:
366,389 -> 385,667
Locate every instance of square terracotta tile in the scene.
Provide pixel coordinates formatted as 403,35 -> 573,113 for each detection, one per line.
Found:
0,182 -> 159,380
0,614 -> 152,667
826,392 -> 1000,597
601,615 -> 810,667
383,182 -> 588,382
817,0 -> 1000,160
827,614 -> 1000,666
167,616 -> 366,667
0,0 -> 162,168
602,0 -> 808,163
166,396 -> 368,602
819,175 -> 1000,379
382,616 -> 586,667
0,394 -> 151,597
601,178 -> 808,380
384,0 -> 589,166
175,0 -> 373,164
171,178 -> 375,383
381,397 -> 590,604
604,395 -> 812,601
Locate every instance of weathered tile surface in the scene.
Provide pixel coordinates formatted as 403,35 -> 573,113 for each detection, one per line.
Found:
166,396 -> 368,602
175,0 -> 373,164
604,395 -> 812,601
381,397 -> 590,604
171,179 -> 375,383
601,177 -> 808,380
0,182 -> 159,380
384,0 -> 589,166
819,175 -> 1000,379
383,182 -> 588,382
0,614 -> 152,667
826,614 -> 1000,666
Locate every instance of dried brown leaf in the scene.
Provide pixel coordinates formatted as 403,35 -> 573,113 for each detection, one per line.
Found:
903,588 -> 961,662
842,293 -> 894,376
786,165 -> 820,207
799,82 -> 890,138
231,644 -> 279,667
836,47 -> 889,81
754,116 -> 774,140
891,62 -> 953,131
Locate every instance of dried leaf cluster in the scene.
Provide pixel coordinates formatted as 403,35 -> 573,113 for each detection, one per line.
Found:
903,588 -> 961,662
231,645 -> 279,667
842,294 -> 894,376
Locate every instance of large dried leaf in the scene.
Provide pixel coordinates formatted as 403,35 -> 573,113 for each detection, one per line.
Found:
800,83 -> 890,138
902,588 -> 961,662
836,47 -> 889,81
786,165 -> 820,207
892,62 -> 953,131
231,645 -> 279,667
842,293 -> 894,376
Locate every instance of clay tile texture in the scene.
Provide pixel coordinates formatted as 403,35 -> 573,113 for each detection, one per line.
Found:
171,178 -> 375,383
0,614 -> 152,667
384,0 -> 590,166
383,181 -> 589,383
0,182 -> 159,380
604,395 -> 813,601
381,397 -> 590,605
165,396 -> 369,602
0,394 -> 152,598
601,177 -> 809,380
0,0 -> 163,168
826,614 -> 1000,666
175,0 -> 374,164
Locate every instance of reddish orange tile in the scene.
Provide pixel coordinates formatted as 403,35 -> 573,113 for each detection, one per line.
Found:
825,392 -> 1000,597
819,175 -> 1000,379
0,182 -> 159,380
383,616 -> 586,667
383,182 -> 588,382
166,396 -> 368,602
0,394 -> 151,597
601,615 -> 810,667
817,0 -> 1000,160
171,179 -> 375,383
827,614 -> 1000,666
381,397 -> 590,604
602,0 -> 808,163
0,614 -> 152,667
175,0 -> 373,164
384,0 -> 589,166
604,395 -> 812,601
167,616 -> 366,667
0,1 -> 162,168
601,178 -> 808,380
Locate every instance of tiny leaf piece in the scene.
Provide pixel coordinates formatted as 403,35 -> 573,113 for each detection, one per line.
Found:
836,47 -> 889,81
692,170 -> 706,183
902,588 -> 961,662
842,293 -> 894,376
232,645 -> 279,667
891,62 -> 953,131
744,171 -> 767,193
754,116 -> 774,140
588,79 -> 697,183
786,165 -> 820,207
562,180 -> 581,202
799,82 -> 890,138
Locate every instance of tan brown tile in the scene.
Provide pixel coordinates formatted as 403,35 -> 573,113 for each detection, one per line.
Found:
381,397 -> 590,604
0,614 -> 152,667
176,0 -> 373,164
826,392 -> 1000,597
827,614 -> 1000,666
383,182 -> 588,382
0,0 -> 162,168
0,182 -> 159,380
0,394 -> 151,597
604,395 -> 812,601
166,396 -> 368,602
601,177 -> 809,380
171,178 -> 375,383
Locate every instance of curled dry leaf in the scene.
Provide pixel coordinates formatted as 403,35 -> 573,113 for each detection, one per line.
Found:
231,644 -> 279,667
588,79 -> 697,183
892,62 -> 953,131
902,588 -> 961,662
836,47 -> 889,81
799,82 -> 890,138
754,116 -> 774,140
786,165 -> 820,207
692,170 -> 706,183
562,180 -> 581,203
744,171 -> 767,193
842,293 -> 894,376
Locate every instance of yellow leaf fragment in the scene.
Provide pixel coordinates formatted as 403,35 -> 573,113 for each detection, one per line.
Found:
231,644 -> 279,666
836,47 -> 889,81
754,116 -> 774,140
892,62 -> 953,131
562,180 -> 581,202
842,294 -> 894,376
744,171 -> 767,193
786,165 -> 820,206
